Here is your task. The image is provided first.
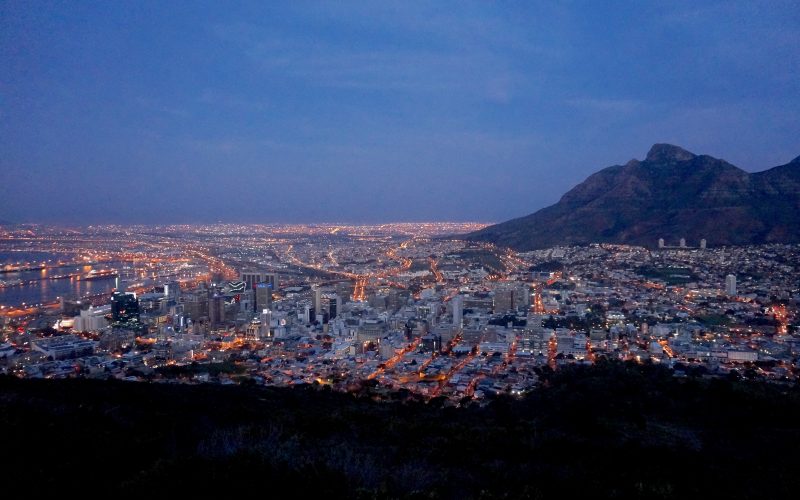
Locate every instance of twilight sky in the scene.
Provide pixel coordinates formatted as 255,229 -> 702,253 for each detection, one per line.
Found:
1,1 -> 799,225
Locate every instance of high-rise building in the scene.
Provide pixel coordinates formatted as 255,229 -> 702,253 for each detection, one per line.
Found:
240,271 -> 279,292
452,294 -> 464,328
240,271 -> 280,312
679,238 -> 686,248
312,284 -> 324,316
700,239 -> 707,249
335,281 -> 353,304
513,284 -> 530,311
73,305 -> 111,332
725,274 -> 737,296
324,292 -> 339,321
255,282 -> 273,312
163,281 -> 181,300
260,308 -> 272,338
387,289 -> 409,312
368,293 -> 388,310
658,238 -> 665,249
182,290 -> 209,321
238,289 -> 254,313
493,287 -> 514,313
209,294 -> 225,326
302,304 -> 313,324
244,319 -> 262,341
111,292 -> 140,324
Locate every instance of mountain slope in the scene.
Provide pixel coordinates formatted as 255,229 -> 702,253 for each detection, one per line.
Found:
466,144 -> 800,250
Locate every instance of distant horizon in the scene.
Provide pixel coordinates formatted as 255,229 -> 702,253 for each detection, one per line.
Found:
1,219 -> 496,227
3,140 -> 799,227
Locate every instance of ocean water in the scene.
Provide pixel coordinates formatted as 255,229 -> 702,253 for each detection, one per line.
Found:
0,252 -> 118,307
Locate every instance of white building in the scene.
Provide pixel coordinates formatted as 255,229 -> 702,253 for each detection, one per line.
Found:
73,305 -> 111,332
31,335 -> 96,360
452,294 -> 464,328
725,274 -> 737,296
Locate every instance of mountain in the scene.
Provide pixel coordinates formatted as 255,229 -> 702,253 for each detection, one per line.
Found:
465,144 -> 800,250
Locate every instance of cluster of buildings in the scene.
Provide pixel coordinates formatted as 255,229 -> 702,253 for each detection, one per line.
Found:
1,224 -> 798,402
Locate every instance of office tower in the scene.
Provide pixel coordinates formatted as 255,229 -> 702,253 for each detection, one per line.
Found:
325,293 -> 339,321
452,294 -> 464,328
312,284 -> 323,316
515,284 -> 531,311
302,304 -> 313,324
493,287 -> 514,313
245,319 -> 262,341
679,238 -> 686,248
260,308 -> 272,338
368,293 -> 388,310
658,238 -> 665,249
163,281 -> 181,300
182,290 -> 209,321
335,281 -> 353,304
700,239 -> 707,249
725,274 -> 737,296
209,294 -> 225,326
111,291 -> 140,324
238,289 -> 254,312
387,289 -> 403,311
255,282 -> 273,312
240,271 -> 279,292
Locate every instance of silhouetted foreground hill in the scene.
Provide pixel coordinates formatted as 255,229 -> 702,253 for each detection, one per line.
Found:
466,144 -> 800,250
2,362 -> 799,498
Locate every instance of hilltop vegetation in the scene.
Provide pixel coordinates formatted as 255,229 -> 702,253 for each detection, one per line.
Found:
1,361 -> 799,498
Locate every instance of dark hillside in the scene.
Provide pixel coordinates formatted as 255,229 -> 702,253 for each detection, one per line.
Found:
2,362 -> 799,498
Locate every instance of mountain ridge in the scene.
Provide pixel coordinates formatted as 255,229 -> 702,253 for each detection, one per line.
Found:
465,144 -> 800,250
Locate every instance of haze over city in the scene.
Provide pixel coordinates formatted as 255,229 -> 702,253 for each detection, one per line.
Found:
2,1 -> 799,224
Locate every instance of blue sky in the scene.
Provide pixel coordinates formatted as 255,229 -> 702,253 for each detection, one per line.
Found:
1,1 -> 799,224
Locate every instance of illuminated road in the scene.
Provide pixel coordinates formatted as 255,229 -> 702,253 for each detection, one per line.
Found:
429,256 -> 444,283
366,337 -> 421,380
431,350 -> 475,397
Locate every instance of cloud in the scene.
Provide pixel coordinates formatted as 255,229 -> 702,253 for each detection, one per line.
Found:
208,9 -> 552,101
564,97 -> 643,113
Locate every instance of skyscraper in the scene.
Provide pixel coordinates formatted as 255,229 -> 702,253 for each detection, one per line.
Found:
725,274 -> 737,296
325,293 -> 339,321
209,294 -> 225,326
110,291 -> 140,324
255,282 -> 273,312
312,284 -> 323,317
163,281 -> 181,300
452,294 -> 464,328
240,271 -> 279,292
260,308 -> 272,338
182,289 -> 209,321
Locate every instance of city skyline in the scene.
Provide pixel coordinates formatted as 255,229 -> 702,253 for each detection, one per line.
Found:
2,1 -> 799,224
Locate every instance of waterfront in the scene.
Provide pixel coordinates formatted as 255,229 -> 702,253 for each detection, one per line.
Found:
0,265 -> 118,307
